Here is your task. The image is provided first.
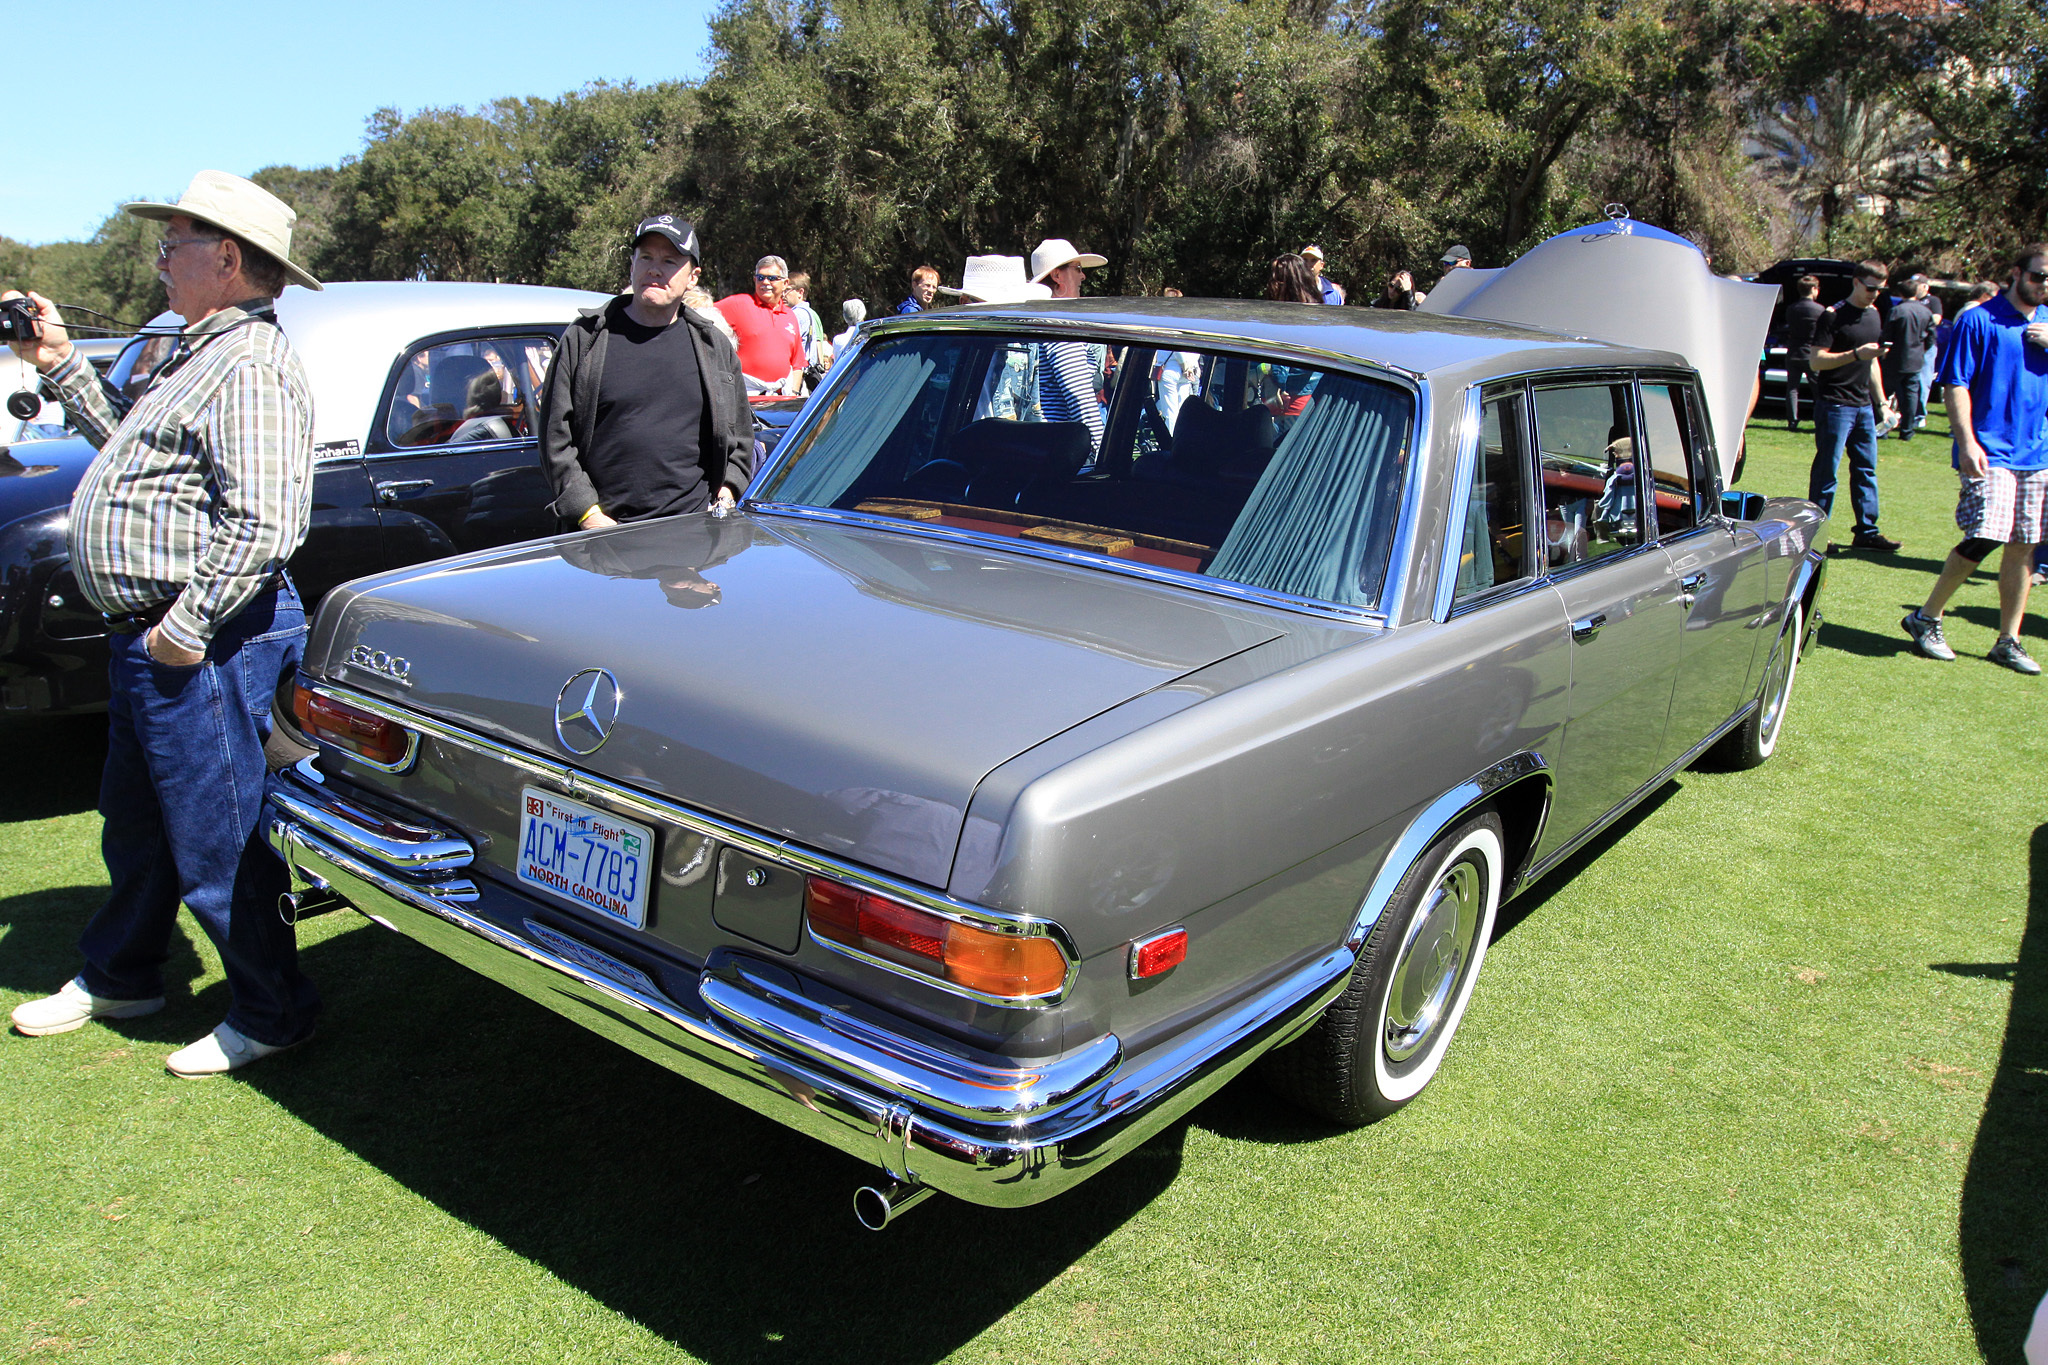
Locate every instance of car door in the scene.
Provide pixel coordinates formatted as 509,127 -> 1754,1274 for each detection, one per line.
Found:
364,329 -> 560,566
1529,376 -> 1686,856
1647,377 -> 1773,763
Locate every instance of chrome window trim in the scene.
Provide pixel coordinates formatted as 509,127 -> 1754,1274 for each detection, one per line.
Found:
746,322 -> 1421,622
302,679 -> 1082,1007
1432,384 -> 1487,623
747,503 -> 1390,627
363,437 -> 534,462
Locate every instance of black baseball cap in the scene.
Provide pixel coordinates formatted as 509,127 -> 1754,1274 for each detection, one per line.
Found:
633,214 -> 700,261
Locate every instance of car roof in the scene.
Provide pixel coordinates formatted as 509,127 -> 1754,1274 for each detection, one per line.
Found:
140,280 -> 614,448
865,296 -> 1687,391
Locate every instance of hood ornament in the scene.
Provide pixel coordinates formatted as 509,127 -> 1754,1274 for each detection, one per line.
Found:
554,668 -> 621,755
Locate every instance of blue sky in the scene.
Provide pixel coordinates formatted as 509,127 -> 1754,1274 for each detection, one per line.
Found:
1,0 -> 719,245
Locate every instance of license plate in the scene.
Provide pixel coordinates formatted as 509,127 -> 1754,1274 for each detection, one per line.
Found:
516,787 -> 654,929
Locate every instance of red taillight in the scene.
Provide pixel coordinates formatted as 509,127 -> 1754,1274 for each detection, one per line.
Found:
292,683 -> 412,766
805,876 -> 1067,999
1129,927 -> 1187,979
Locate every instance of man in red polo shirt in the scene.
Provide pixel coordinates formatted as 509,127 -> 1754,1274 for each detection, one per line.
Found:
716,255 -> 806,396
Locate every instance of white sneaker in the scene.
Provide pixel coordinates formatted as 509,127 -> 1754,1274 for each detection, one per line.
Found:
165,1022 -> 308,1077
11,978 -> 164,1036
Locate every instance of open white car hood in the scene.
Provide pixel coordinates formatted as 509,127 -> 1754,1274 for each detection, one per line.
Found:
1421,220 -> 1777,485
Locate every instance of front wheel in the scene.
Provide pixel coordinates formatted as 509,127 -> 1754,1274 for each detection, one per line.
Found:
1260,812 -> 1504,1126
1705,598 -> 1803,771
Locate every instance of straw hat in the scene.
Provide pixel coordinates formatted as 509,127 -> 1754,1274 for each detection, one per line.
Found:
1028,238 -> 1107,283
126,170 -> 323,291
938,256 -> 1054,304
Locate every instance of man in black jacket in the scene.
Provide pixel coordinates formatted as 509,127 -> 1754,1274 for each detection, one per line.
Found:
1881,276 -> 1936,442
540,216 -> 752,529
1781,275 -> 1824,431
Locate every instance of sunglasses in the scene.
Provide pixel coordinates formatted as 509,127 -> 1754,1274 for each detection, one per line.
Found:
754,273 -> 786,283
2025,269 -> 2048,285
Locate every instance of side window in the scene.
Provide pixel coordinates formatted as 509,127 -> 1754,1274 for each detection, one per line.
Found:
1639,382 -> 1700,537
1455,388 -> 1532,602
1534,381 -> 1641,569
384,335 -> 554,449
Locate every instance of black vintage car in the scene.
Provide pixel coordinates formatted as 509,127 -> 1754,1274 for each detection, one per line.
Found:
1,280 -> 637,716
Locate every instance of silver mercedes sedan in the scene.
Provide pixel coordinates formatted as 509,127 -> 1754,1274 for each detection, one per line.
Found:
262,222 -> 1824,1227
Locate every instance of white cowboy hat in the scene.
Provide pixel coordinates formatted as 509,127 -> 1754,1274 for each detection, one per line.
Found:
126,170 -> 323,291
1028,238 -> 1108,283
938,256 -> 1054,304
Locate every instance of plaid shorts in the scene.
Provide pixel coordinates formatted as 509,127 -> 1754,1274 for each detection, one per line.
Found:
1956,466 -> 2048,544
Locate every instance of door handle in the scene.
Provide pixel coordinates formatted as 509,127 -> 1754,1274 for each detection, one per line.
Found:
1571,613 -> 1607,642
375,479 -> 434,504
1679,572 -> 1707,592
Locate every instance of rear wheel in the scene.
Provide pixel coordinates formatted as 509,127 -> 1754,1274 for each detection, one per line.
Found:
1260,812 -> 1504,1125
1706,599 -> 1803,771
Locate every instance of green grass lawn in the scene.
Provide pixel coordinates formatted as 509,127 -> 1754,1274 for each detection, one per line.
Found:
3,409 -> 2045,1363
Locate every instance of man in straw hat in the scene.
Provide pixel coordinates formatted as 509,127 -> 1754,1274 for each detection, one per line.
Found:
1027,238 -> 1110,455
5,170 -> 325,1075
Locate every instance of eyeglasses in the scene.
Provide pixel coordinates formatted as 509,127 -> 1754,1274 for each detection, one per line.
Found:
754,273 -> 786,283
156,236 -> 218,265
2024,269 -> 2048,285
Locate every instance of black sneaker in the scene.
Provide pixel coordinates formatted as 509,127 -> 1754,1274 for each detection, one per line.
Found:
1901,610 -> 1956,661
1988,636 -> 2041,675
1851,532 -> 1902,552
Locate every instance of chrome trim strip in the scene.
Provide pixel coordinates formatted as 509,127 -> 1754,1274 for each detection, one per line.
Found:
300,680 -> 1080,1007
266,760 -> 1353,1208
1431,384 -> 1486,623
269,759 -> 472,872
1346,752 -> 1549,949
746,503 -> 1390,627
701,955 -> 1122,1122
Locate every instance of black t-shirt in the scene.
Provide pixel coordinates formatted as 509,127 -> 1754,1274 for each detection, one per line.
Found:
1812,301 -> 1882,407
586,313 -> 711,521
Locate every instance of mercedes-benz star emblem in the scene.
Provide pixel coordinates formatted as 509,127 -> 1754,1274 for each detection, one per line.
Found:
553,668 -> 622,755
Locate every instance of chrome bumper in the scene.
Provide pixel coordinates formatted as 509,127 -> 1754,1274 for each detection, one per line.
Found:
264,759 -> 1352,1209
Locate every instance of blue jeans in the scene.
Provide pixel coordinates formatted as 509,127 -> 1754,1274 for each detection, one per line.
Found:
1808,401 -> 1882,537
77,579 -> 318,1046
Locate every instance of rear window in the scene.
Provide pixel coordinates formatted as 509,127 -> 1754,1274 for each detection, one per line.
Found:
755,333 -> 1414,610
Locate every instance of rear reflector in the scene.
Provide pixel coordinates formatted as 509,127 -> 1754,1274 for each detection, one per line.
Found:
292,683 -> 412,767
1128,927 -> 1188,979
805,876 -> 1067,999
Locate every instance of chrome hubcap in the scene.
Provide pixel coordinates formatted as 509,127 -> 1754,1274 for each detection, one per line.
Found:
1758,612 -> 1799,744
1384,859 -> 1482,1064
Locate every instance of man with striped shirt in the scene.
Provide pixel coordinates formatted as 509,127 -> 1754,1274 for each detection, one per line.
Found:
6,172 -> 324,1074
1028,239 -> 1110,457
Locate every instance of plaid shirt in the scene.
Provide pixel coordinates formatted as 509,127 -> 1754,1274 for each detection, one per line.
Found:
45,301 -> 314,651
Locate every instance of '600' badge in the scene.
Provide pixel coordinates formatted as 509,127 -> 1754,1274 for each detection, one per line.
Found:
346,644 -> 412,686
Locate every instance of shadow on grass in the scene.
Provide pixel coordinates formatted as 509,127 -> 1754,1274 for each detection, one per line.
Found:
0,715 -> 105,822
0,887 -> 222,1045
1956,823 -> 2048,1363
1816,619 -> 1916,660
239,921 -> 1181,1365
1493,780 -> 1680,942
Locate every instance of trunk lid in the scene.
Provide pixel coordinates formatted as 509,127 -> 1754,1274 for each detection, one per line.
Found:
312,513 -> 1285,887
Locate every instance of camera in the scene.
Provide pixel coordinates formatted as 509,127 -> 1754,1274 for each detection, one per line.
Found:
0,297 -> 42,343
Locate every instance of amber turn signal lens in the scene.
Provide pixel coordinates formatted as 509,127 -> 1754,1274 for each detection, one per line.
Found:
805,876 -> 1068,999
292,683 -> 412,766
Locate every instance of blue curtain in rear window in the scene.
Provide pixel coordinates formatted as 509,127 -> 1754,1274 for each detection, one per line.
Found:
764,349 -> 937,507
1207,373 -> 1408,607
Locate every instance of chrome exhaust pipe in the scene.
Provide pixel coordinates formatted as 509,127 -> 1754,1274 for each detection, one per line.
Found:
853,1181 -> 934,1231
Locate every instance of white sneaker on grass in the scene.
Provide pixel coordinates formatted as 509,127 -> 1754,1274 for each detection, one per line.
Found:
10,978 -> 164,1036
166,1022 -> 309,1077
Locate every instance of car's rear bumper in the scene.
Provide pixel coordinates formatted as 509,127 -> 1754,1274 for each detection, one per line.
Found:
264,759 -> 1352,1210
